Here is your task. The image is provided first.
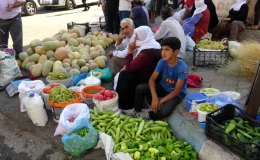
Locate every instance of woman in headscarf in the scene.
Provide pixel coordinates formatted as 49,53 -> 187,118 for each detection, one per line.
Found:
213,0 -> 248,41
189,0 -> 219,32
252,0 -> 260,30
181,0 -> 210,41
116,26 -> 161,114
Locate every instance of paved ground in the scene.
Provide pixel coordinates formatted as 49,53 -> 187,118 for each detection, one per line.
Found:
1,5 -> 260,160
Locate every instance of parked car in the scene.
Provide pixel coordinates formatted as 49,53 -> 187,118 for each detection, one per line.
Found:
39,0 -> 98,10
22,0 -> 41,16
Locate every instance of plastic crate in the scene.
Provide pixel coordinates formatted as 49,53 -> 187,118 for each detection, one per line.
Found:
193,39 -> 229,67
206,104 -> 260,160
67,22 -> 90,34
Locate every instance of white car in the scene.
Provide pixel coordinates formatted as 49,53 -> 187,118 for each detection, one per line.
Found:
39,0 -> 98,10
22,0 -> 41,16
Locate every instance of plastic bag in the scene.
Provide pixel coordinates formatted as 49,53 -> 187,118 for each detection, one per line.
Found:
189,101 -> 198,116
0,51 -> 21,86
61,118 -> 98,157
90,68 -> 112,81
113,72 -> 120,91
186,35 -> 195,51
18,80 -> 45,112
54,103 -> 90,136
72,73 -> 90,86
206,94 -> 243,110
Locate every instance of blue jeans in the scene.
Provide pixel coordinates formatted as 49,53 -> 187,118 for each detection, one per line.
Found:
119,11 -> 131,21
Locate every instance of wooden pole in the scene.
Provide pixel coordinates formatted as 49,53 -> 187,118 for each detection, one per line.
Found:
245,61 -> 260,119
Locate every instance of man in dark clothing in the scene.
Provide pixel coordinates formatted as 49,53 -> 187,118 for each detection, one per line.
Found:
131,0 -> 149,28
82,0 -> 90,11
102,0 -> 120,34
190,0 -> 219,31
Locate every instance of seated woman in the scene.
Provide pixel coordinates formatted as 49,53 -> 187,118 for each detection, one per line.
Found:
213,0 -> 248,41
189,0 -> 219,32
252,0 -> 260,30
133,37 -> 189,120
116,26 -> 161,114
181,0 -> 210,42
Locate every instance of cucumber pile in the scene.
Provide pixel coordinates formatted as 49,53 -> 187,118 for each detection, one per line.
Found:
218,117 -> 260,146
90,108 -> 198,160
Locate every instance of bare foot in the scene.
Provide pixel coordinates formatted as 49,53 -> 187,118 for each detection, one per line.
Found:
252,25 -> 259,30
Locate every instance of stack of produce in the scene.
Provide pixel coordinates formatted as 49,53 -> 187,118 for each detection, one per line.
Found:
90,108 -> 198,160
48,87 -> 77,103
198,103 -> 218,113
218,117 -> 260,145
47,72 -> 70,80
70,127 -> 89,138
196,39 -> 226,50
17,29 -> 119,77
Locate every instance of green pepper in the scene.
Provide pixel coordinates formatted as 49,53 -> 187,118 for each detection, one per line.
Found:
236,129 -> 253,139
231,131 -> 237,139
252,139 -> 260,147
233,117 -> 243,122
225,123 -> 236,134
237,133 -> 249,142
217,124 -> 225,129
244,124 -> 254,130
151,127 -> 164,132
155,120 -> 168,127
136,120 -> 145,136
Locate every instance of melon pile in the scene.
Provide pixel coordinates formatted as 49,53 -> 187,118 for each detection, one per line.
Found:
17,28 -> 118,77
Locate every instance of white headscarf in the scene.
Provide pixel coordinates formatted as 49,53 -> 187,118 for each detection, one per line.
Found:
193,0 -> 207,17
230,0 -> 247,11
134,26 -> 161,57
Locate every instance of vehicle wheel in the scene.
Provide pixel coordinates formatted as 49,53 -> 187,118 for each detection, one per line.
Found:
65,0 -> 75,10
24,1 -> 36,16
43,7 -> 53,10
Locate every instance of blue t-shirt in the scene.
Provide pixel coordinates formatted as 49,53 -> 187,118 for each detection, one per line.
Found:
155,59 -> 188,100
133,5 -> 149,26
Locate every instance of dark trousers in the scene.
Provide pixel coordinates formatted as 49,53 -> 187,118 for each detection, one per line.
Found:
82,0 -> 90,9
134,83 -> 181,120
106,7 -> 120,34
0,14 -> 23,57
119,11 -> 131,21
173,0 -> 179,9
116,71 -> 143,110
254,0 -> 260,25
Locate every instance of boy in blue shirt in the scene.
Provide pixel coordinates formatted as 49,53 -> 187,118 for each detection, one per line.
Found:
134,37 -> 188,120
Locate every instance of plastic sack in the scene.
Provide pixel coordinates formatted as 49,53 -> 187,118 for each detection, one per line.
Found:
173,8 -> 186,22
54,103 -> 90,136
77,76 -> 101,86
18,80 -> 45,112
61,118 -> 98,157
186,35 -> 195,51
0,51 -> 21,86
189,101 -> 198,116
113,72 -> 120,91
90,68 -> 112,81
206,94 -> 243,110
72,73 -> 90,86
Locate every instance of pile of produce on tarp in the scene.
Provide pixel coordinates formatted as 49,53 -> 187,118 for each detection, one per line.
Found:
17,28 -> 118,77
90,108 -> 198,160
227,41 -> 260,79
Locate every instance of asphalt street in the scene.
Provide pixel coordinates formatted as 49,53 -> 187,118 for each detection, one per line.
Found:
2,5 -> 108,160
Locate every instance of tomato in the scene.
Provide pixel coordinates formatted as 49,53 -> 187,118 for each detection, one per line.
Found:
100,90 -> 105,96
95,94 -> 105,101
105,97 -> 112,100
104,90 -> 113,98
43,87 -> 51,94
50,84 -> 58,88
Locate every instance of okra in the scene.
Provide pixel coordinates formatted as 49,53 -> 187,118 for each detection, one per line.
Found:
236,129 -> 253,139
99,123 -> 107,127
91,120 -> 98,126
115,118 -> 121,126
155,120 -> 168,127
111,112 -> 120,118
92,115 -> 109,120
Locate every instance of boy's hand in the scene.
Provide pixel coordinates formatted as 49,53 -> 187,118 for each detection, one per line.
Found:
108,51 -> 113,58
152,97 -> 160,112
